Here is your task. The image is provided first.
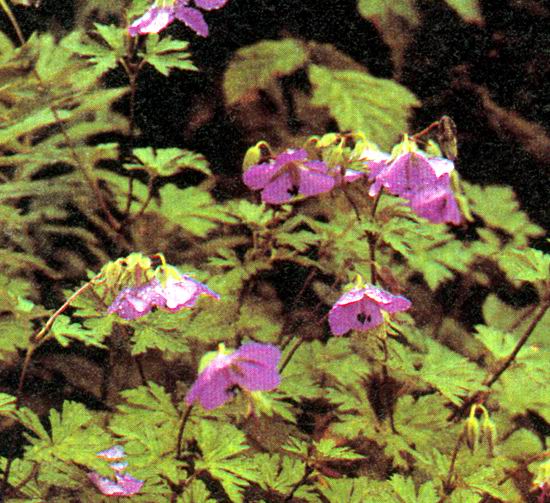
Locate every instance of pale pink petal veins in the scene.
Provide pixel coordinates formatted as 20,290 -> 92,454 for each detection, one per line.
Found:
298,169 -> 335,197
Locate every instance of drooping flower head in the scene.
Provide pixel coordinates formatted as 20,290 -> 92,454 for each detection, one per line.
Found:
89,446 -> 143,497
328,277 -> 411,336
367,137 -> 462,224
243,148 -> 336,204
185,343 -> 281,410
108,267 -> 219,320
129,0 -> 229,38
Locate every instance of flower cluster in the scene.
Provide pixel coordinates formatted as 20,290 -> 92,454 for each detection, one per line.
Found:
108,273 -> 219,320
329,282 -> 411,336
129,0 -> 229,37
88,446 -> 143,497
367,146 -> 462,225
185,343 -> 281,409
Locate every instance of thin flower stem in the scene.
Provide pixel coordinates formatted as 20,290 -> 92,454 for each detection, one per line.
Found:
366,189 -> 383,285
411,121 -> 440,142
0,0 -> 24,43
279,337 -> 304,374
176,405 -> 193,460
442,431 -> 464,497
483,300 -> 549,388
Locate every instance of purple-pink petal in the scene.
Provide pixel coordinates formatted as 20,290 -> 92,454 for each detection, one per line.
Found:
243,162 -> 281,190
114,474 -> 144,496
409,184 -> 462,225
185,361 -> 234,409
162,276 -> 219,312
298,169 -> 336,197
234,343 -> 281,367
194,0 -> 229,10
128,7 -> 174,36
97,445 -> 125,461
89,472 -> 127,496
185,343 -> 281,409
272,148 -> 309,169
261,171 -> 295,204
361,284 -> 412,312
328,300 -> 383,335
329,284 -> 411,335
231,361 -> 281,391
174,6 -> 209,36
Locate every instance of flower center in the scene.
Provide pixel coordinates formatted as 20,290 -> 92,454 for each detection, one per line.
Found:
357,312 -> 371,324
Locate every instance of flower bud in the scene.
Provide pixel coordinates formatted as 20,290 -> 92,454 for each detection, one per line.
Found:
464,407 -> 481,453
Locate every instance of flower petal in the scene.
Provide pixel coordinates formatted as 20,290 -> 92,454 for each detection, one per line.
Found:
128,7 -> 174,36
97,445 -> 125,461
410,183 -> 462,225
185,366 -> 234,409
361,284 -> 411,312
231,361 -> 281,391
174,6 -> 209,36
88,473 -> 126,496
194,0 -> 228,10
298,169 -> 335,197
114,473 -> 144,496
243,161 -> 281,190
235,343 -> 281,367
261,172 -> 294,204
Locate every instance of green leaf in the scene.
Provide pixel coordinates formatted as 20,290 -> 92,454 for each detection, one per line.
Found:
314,438 -> 363,461
224,38 -> 309,105
179,479 -> 216,502
93,23 -> 126,52
255,453 -> 305,495
357,0 -> 420,71
498,247 -> 550,283
195,421 -> 257,503
390,474 -> 439,503
415,339 -> 486,406
464,183 -> 544,247
158,184 -> 236,238
444,0 -> 483,24
50,314 -> 107,348
320,478 -> 398,502
143,34 -> 197,76
474,325 -> 516,360
308,64 -> 419,149
126,147 -> 211,177
0,392 -> 16,414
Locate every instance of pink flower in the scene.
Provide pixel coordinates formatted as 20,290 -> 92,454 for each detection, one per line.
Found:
243,149 -> 336,204
328,284 -> 411,336
185,343 -> 281,410
368,151 -> 462,224
107,281 -> 167,320
89,446 -> 143,497
88,473 -> 143,497
108,275 -> 219,320
129,0 -> 229,38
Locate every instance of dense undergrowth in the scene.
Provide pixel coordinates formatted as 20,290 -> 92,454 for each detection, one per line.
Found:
0,0 -> 548,501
